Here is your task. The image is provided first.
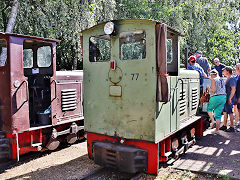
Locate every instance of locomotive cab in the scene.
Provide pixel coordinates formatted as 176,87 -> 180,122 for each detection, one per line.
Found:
0,32 -> 84,160
0,33 -> 59,132
82,19 -> 202,174
23,40 -> 53,127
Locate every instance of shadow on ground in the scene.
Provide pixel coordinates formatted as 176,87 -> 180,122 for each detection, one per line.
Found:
172,130 -> 240,179
4,154 -> 99,180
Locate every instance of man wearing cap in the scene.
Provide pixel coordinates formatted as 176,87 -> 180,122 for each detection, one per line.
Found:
220,66 -> 236,132
188,56 -> 207,95
213,58 -> 226,77
196,51 -> 211,76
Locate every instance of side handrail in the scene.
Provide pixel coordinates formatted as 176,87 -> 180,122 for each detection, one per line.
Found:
15,80 -> 29,111
17,80 -> 29,102
50,79 -> 57,101
178,78 -> 184,101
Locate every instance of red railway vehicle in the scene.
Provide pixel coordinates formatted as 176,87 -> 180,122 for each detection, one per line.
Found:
0,32 -> 84,161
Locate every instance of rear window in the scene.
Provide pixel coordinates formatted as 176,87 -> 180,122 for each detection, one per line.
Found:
119,30 -> 146,60
37,46 -> 52,67
0,40 -> 7,67
89,35 -> 111,62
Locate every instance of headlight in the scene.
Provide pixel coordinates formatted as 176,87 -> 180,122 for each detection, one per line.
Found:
104,22 -> 115,35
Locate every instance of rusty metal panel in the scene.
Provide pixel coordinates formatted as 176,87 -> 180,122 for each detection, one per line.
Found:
9,36 -> 30,133
0,35 -> 11,132
52,71 -> 83,124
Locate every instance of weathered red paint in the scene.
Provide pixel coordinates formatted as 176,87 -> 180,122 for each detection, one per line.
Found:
0,32 -> 84,160
0,32 -> 59,133
195,117 -> 204,137
87,132 -> 159,174
54,71 -> 84,124
166,137 -> 171,152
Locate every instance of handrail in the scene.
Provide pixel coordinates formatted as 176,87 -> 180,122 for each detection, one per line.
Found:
178,78 -> 184,101
50,79 -> 57,101
15,80 -> 29,111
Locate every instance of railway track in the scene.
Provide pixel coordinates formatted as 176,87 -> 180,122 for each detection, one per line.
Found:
79,167 -> 143,180
0,139 -> 86,173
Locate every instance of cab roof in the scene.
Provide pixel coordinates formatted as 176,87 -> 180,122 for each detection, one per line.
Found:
0,32 -> 60,43
81,19 -> 183,36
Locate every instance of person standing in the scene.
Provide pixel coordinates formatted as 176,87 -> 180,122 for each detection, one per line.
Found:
196,51 -> 211,76
188,56 -> 207,96
234,63 -> 240,131
206,69 -> 226,133
220,66 -> 236,132
213,58 -> 226,77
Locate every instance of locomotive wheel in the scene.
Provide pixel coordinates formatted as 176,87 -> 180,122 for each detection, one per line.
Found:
181,132 -> 188,152
67,134 -> 78,144
77,129 -> 86,141
46,139 -> 60,151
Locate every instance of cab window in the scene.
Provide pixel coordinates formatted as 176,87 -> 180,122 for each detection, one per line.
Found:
37,46 -> 52,67
119,30 -> 146,60
167,39 -> 173,63
0,40 -> 7,67
23,49 -> 33,68
89,35 -> 111,62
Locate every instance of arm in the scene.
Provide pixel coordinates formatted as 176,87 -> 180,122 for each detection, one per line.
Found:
208,79 -> 216,93
229,86 -> 236,105
208,63 -> 211,73
202,72 -> 207,78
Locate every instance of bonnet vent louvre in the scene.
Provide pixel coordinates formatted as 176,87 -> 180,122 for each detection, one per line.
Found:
61,89 -> 77,111
179,90 -> 186,116
191,88 -> 198,110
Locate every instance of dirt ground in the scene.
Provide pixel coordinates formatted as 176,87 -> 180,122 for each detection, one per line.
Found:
0,141 -> 230,180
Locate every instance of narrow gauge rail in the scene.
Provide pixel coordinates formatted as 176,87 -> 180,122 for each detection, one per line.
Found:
79,167 -> 143,180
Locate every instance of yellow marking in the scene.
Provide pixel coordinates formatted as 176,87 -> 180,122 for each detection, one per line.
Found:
136,68 -> 146,72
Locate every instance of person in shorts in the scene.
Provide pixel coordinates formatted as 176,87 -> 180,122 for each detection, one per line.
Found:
220,66 -> 236,132
207,69 -> 226,133
234,63 -> 240,131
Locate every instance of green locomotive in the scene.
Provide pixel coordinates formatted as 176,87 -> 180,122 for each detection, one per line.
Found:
82,19 -> 203,174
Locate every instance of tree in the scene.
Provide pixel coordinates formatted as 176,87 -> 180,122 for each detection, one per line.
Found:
0,0 -> 19,66
0,0 -> 239,69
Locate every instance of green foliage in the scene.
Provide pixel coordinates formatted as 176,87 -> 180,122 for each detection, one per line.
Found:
0,0 -> 239,69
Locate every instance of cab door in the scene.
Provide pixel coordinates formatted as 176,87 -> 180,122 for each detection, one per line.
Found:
0,37 -> 11,131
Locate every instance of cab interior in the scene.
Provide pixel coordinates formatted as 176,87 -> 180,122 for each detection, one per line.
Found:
23,40 -> 53,127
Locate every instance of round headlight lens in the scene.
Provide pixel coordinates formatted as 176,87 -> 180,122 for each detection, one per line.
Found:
104,22 -> 115,35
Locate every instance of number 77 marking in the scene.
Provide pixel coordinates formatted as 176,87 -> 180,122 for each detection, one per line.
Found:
131,73 -> 139,80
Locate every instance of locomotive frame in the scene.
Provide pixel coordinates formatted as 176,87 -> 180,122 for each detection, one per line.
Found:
0,33 -> 84,161
82,19 -> 204,174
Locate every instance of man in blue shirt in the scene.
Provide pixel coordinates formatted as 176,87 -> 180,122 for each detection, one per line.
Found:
220,66 -> 236,132
196,51 -> 211,76
213,58 -> 226,77
188,56 -> 207,95
235,63 -> 240,131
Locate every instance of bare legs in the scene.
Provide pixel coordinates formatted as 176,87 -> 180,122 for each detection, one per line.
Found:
223,112 -> 228,126
223,112 -> 234,127
238,109 -> 240,126
208,111 -> 215,127
233,105 -> 239,126
216,119 -> 220,131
